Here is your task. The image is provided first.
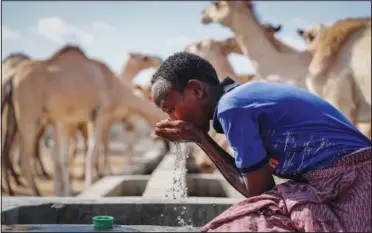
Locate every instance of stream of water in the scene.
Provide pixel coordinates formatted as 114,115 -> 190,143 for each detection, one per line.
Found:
164,142 -> 193,227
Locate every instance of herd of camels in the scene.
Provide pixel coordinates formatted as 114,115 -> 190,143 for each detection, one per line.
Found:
1,1 -> 371,197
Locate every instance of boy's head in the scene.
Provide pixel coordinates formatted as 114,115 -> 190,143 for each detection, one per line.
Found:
151,52 -> 220,132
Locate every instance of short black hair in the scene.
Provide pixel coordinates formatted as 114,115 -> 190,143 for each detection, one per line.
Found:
151,52 -> 220,92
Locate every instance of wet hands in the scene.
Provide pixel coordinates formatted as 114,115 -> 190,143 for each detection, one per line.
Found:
154,119 -> 202,143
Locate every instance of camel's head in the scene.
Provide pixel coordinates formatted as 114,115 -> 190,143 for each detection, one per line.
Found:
297,24 -> 327,54
220,37 -> 242,55
127,52 -> 163,70
201,1 -> 253,26
134,82 -> 153,101
184,38 -> 222,58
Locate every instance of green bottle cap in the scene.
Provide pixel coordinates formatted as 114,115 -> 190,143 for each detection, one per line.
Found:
92,216 -> 114,229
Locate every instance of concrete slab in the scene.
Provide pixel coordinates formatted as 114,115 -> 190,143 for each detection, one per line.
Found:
2,197 -> 240,227
77,175 -> 150,198
1,224 -> 200,232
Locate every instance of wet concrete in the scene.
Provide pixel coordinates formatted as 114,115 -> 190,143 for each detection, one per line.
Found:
1,224 -> 200,232
2,197 -> 238,227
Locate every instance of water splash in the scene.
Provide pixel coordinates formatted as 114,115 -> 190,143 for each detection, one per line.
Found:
164,142 -> 193,226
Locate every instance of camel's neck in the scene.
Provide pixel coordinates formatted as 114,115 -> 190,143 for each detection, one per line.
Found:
228,10 -> 311,89
118,62 -> 141,86
272,38 -> 299,53
229,12 -> 279,75
207,53 -> 239,82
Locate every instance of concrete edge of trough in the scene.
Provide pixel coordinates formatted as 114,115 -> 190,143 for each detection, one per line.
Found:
1,196 -> 243,212
77,175 -> 151,198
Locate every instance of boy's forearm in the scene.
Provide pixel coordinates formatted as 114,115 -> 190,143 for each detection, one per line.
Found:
195,132 -> 250,198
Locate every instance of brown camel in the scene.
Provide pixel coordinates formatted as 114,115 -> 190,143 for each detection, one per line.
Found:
2,46 -> 168,196
70,52 -> 165,179
1,54 -> 53,194
84,57 -> 168,188
118,52 -> 163,86
297,18 -> 371,138
2,46 -> 110,196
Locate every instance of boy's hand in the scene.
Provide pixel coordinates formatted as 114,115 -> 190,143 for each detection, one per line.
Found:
154,119 -> 203,143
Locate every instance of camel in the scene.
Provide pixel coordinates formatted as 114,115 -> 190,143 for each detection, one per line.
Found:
200,1 -> 312,89
70,52 -> 165,178
84,58 -> 168,188
200,1 -> 371,138
184,23 -> 283,84
132,24 -> 283,102
296,18 -> 371,138
2,45 -> 168,196
118,52 -> 163,87
1,51 -> 166,196
1,47 -> 109,196
1,54 -> 52,193
1,54 -> 95,196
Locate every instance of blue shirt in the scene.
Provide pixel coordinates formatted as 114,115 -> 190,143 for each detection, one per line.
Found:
213,78 -> 371,179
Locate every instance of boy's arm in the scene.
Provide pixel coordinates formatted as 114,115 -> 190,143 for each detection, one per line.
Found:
196,132 -> 249,197
196,132 -> 275,198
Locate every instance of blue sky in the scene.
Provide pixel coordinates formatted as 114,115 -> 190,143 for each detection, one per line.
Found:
2,1 -> 371,84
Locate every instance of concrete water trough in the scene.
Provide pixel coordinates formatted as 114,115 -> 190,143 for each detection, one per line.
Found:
78,147 -> 245,199
1,197 -> 241,232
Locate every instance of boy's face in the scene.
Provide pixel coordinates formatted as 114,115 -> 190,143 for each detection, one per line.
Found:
152,79 -> 212,132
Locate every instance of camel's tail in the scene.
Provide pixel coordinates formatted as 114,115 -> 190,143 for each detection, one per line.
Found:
1,79 -> 13,114
1,78 -> 19,195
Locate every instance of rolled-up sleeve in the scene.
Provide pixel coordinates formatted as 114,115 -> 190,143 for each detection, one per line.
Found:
218,108 -> 268,175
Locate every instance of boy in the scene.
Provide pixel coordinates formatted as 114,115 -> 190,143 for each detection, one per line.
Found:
152,52 -> 371,232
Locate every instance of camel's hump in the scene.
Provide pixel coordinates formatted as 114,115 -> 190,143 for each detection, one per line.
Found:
313,17 -> 371,67
49,44 -> 87,60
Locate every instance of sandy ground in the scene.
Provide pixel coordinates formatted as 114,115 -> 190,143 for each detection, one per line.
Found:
1,132 -> 153,197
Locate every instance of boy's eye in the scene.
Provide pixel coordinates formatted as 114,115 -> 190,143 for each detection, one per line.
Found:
168,108 -> 175,114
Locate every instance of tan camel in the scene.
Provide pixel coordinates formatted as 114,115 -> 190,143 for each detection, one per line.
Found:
201,1 -> 311,89
84,58 -> 168,188
2,45 -> 168,196
118,52 -> 163,86
183,23 -> 281,84
70,52 -> 165,178
1,54 -> 95,197
297,18 -> 371,138
200,1 -> 371,137
1,46 -> 111,196
1,54 -> 52,194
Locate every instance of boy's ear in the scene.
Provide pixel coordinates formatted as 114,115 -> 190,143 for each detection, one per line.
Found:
187,80 -> 204,98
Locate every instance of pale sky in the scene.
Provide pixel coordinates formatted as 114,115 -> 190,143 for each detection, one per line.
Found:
2,1 -> 371,84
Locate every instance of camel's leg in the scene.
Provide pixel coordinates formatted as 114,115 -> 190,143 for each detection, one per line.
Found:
68,134 -> 78,182
3,131 -> 25,187
2,100 -> 20,195
8,135 -> 25,187
325,74 -> 358,126
70,123 -> 89,180
101,122 -> 113,176
32,126 -> 52,180
54,123 -> 74,197
85,115 -> 111,188
18,123 -> 42,196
